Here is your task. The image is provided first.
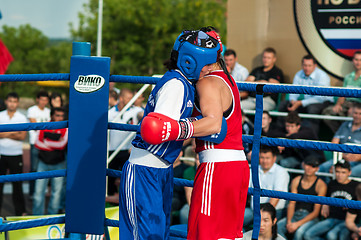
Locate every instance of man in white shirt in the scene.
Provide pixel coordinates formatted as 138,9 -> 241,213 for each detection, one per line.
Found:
27,90 -> 50,197
0,92 -> 27,215
108,88 -> 143,196
244,145 -> 290,229
224,49 -> 249,83
278,55 -> 333,134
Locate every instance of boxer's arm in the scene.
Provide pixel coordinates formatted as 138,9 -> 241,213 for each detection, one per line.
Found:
192,76 -> 224,137
154,79 -> 184,120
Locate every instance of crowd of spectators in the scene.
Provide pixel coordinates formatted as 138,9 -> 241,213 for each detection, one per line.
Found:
227,48 -> 361,239
1,47 -> 361,239
0,87 -> 146,216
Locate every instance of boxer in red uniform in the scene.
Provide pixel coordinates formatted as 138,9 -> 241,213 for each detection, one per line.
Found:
139,28 -> 247,238
187,49 -> 249,239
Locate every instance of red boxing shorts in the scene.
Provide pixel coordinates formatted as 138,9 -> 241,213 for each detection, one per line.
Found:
187,161 -> 249,240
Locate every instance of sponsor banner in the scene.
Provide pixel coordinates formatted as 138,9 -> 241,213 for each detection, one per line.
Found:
5,207 -> 119,240
294,0 -> 361,79
7,215 -> 65,240
74,74 -> 105,93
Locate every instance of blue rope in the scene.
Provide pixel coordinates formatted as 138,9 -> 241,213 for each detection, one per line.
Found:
104,218 -> 119,227
108,123 -> 138,132
0,216 -> 65,232
106,168 -> 194,187
106,169 -> 121,178
0,121 -> 68,132
237,82 -> 361,98
169,227 -> 188,238
0,73 -> 70,82
0,170 -> 66,183
110,75 -> 159,84
107,168 -> 361,211
0,73 -> 359,99
248,188 -> 361,210
242,135 -> 361,154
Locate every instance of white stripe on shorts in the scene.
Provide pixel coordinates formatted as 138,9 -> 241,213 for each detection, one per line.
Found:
201,162 -> 214,216
125,163 -> 139,240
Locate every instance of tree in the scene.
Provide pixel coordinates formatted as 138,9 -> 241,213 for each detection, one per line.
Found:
71,0 -> 227,77
0,24 -> 72,98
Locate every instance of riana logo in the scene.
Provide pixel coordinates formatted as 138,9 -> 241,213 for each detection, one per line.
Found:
294,0 -> 359,79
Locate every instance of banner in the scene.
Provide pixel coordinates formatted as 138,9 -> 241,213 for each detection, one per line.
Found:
294,0 -> 360,79
5,207 -> 119,239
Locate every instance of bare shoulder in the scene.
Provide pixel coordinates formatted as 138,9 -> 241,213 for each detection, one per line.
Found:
197,75 -> 222,88
316,178 -> 327,194
291,176 -> 301,190
292,175 -> 301,184
196,75 -> 225,96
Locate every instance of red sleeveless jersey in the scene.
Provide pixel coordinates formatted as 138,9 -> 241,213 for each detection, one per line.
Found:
195,70 -> 244,153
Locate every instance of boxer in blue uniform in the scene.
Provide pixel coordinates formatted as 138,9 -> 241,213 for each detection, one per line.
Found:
119,29 -> 222,240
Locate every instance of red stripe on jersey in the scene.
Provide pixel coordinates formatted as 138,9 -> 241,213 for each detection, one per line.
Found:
195,70 -> 244,153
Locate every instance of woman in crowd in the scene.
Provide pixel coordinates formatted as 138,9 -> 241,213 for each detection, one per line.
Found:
243,203 -> 285,240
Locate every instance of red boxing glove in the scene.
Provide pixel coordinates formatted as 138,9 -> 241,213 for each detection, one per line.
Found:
141,112 -> 194,145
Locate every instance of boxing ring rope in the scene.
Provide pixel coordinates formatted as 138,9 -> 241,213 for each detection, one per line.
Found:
1,53 -> 361,239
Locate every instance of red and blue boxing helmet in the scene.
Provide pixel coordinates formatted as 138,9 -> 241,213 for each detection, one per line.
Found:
171,27 -> 222,82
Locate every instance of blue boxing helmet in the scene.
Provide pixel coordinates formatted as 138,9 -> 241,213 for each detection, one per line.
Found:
171,29 -> 221,81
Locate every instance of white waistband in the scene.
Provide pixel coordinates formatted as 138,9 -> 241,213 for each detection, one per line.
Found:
128,147 -> 171,168
199,149 -> 247,163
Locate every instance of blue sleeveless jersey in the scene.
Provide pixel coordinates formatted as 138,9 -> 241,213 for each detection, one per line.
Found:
132,70 -> 195,164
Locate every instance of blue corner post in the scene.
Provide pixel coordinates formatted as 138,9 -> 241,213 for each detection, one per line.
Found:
65,42 -> 110,235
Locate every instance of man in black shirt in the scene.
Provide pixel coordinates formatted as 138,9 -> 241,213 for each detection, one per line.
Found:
304,160 -> 358,240
278,111 -> 323,169
345,183 -> 361,239
242,47 -> 284,111
277,157 -> 327,240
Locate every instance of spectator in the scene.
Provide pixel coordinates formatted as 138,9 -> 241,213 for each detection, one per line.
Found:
243,47 -> 284,111
0,98 -> 5,111
247,111 -> 282,161
278,55 -> 333,134
107,88 -> 142,195
323,51 -> 361,133
304,160 -> 358,240
345,183 -> 361,240
243,203 -> 286,240
244,145 -> 290,228
27,90 -> 50,197
242,110 -> 254,159
133,91 -> 145,121
179,141 -> 199,224
277,156 -> 327,240
109,90 -> 118,109
33,107 -> 68,215
224,49 -> 249,83
278,111 -> 322,169
49,92 -> 63,109
109,82 -> 120,94
0,92 -> 27,216
48,92 -> 66,213
262,111 -> 282,138
171,150 -> 189,224
318,102 -> 361,178
133,91 -> 145,108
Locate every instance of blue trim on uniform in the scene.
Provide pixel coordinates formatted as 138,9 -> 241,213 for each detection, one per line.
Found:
119,161 -> 174,240
131,70 -> 195,164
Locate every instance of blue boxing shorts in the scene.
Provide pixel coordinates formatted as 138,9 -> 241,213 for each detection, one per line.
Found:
119,160 -> 173,240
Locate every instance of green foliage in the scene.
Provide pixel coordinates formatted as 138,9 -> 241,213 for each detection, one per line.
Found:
0,0 -> 226,98
71,0 -> 227,77
0,25 -> 72,98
